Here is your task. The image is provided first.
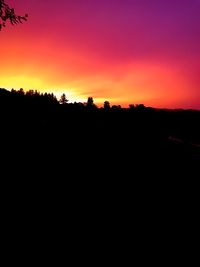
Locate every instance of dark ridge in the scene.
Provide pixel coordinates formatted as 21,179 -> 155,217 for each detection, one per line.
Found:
1,87 -> 199,251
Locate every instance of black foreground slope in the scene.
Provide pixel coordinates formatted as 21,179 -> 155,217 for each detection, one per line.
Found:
1,89 -> 199,258
0,88 -> 199,178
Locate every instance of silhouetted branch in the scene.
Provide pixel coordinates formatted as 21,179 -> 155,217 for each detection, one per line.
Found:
0,0 -> 28,30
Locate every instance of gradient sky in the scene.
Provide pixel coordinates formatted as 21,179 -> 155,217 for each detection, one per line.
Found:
1,0 -> 200,108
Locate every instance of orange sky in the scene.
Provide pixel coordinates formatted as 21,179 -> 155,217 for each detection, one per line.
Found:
1,0 -> 200,109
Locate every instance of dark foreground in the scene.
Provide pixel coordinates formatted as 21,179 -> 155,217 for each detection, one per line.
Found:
1,88 -> 199,178
1,88 -> 199,257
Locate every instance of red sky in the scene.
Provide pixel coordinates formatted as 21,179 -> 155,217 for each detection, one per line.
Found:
1,0 -> 200,108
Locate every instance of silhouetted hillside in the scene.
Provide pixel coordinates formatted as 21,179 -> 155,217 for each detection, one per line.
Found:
1,87 -> 199,250
0,87 -> 200,177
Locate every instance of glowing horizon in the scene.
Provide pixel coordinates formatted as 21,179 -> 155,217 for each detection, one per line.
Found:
1,0 -> 200,109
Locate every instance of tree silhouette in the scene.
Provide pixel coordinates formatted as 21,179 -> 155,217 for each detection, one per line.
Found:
129,104 -> 135,110
104,101 -> 110,110
136,104 -> 145,111
87,97 -> 94,106
0,0 -> 28,30
18,88 -> 25,96
87,97 -> 96,108
59,93 -> 68,105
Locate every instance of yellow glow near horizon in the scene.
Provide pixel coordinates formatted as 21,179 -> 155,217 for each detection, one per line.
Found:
0,75 -> 108,104
0,75 -> 44,91
0,46 -> 194,108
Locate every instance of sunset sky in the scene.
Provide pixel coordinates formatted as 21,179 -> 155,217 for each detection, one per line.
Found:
1,0 -> 200,108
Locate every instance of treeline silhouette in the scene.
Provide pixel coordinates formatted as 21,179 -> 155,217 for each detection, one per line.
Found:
0,87 -> 200,177
1,87 -> 199,237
